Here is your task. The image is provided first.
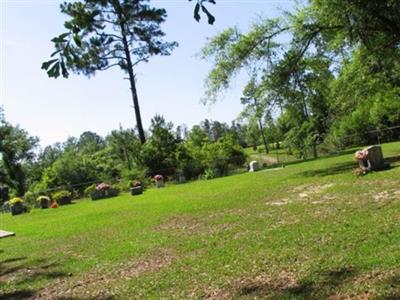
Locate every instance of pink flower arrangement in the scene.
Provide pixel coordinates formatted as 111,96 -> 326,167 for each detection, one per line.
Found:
355,150 -> 368,161
131,180 -> 142,187
96,182 -> 111,191
154,174 -> 164,181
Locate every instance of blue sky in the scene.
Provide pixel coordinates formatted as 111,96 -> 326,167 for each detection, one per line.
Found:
1,0 -> 295,147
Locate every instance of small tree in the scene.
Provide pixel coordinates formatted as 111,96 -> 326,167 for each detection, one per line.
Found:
42,0 -> 177,144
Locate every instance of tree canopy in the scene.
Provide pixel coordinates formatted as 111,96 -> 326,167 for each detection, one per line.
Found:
42,0 -> 177,144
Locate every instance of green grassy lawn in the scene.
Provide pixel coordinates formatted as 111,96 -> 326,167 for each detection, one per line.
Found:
2,142 -> 400,299
244,146 -> 298,166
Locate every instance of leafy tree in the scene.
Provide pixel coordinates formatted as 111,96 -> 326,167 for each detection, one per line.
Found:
202,134 -> 246,176
106,126 -> 142,170
240,77 -> 271,153
42,0 -> 177,144
77,131 -> 106,154
0,119 -> 38,196
40,150 -> 98,193
141,115 -> 179,176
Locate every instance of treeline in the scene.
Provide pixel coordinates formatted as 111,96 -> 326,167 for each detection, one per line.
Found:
1,111 -> 275,198
201,0 -> 400,159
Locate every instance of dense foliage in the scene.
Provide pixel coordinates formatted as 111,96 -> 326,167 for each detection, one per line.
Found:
1,111 -> 248,199
200,0 -> 400,158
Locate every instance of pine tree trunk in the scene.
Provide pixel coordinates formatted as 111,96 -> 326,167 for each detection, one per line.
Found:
120,25 -> 146,144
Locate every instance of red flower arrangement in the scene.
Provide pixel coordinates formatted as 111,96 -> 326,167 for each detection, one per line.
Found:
154,174 -> 164,181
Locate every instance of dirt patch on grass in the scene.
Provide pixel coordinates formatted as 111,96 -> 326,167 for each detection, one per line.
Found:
33,249 -> 177,299
235,271 -> 299,297
155,214 -> 239,237
156,215 -> 203,233
202,287 -> 231,300
268,198 -> 290,206
372,191 -> 391,202
294,184 -> 335,199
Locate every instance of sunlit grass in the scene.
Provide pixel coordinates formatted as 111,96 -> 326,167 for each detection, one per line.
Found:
1,142 -> 400,299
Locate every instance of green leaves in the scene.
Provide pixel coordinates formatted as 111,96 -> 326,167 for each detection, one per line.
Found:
41,59 -> 58,71
191,0 -> 216,25
73,35 -> 82,48
51,32 -> 70,43
41,58 -> 69,79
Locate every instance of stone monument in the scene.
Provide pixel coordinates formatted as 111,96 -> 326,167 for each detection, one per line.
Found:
356,145 -> 389,171
249,161 -> 260,172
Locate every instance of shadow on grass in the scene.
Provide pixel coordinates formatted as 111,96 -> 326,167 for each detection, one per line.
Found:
385,155 -> 400,165
237,267 -> 357,298
0,256 -> 68,299
295,154 -> 400,178
296,161 -> 357,178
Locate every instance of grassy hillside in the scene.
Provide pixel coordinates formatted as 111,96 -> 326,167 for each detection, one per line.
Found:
1,142 -> 400,299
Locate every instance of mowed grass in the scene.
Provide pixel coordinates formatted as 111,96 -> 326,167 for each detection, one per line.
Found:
244,147 -> 298,166
1,142 -> 400,299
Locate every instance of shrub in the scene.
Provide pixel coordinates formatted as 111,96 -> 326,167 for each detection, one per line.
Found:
84,184 -> 96,197
24,191 -> 36,207
52,190 -> 72,205
203,168 -> 217,180
1,201 -> 11,213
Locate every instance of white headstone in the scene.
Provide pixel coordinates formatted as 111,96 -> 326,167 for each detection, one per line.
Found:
249,161 -> 260,172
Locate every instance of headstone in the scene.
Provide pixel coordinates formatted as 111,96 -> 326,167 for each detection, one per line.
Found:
249,161 -> 260,172
357,145 -> 388,171
155,180 -> 164,188
178,174 -> 186,184
0,230 -> 15,239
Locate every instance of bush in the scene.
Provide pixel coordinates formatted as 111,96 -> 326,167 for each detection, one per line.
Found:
1,201 -> 11,213
84,184 -> 96,198
24,191 -> 36,207
52,190 -> 72,205
0,186 -> 9,203
203,168 -> 217,180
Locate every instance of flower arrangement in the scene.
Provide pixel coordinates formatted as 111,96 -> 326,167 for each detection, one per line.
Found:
154,174 -> 164,188
154,174 -> 164,181
131,180 -> 142,188
355,150 -> 368,161
9,197 -> 28,216
91,183 -> 119,200
9,197 -> 24,205
130,180 -> 143,196
96,182 -> 111,191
